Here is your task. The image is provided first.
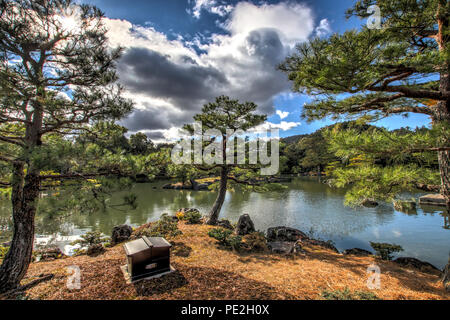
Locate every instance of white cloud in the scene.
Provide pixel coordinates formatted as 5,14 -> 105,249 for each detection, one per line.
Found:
253,121 -> 301,133
226,2 -> 314,46
190,0 -> 234,19
315,18 -> 331,37
276,110 -> 289,120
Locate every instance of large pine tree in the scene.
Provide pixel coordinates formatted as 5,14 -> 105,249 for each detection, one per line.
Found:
280,0 -> 449,207
0,0 -> 132,292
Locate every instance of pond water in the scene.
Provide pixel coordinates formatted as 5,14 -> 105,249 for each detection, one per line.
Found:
0,177 -> 449,268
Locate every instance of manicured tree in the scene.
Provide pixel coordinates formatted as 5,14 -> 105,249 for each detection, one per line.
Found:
183,96 -> 267,225
280,0 -> 450,207
129,132 -> 155,155
0,0 -> 133,292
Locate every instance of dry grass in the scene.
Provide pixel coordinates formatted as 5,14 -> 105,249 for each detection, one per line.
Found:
17,222 -> 450,300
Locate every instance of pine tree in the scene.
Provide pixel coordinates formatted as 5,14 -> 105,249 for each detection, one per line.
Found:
280,0 -> 449,207
0,0 -> 132,292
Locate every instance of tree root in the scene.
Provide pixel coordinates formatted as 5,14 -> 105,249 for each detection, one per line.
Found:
0,274 -> 54,299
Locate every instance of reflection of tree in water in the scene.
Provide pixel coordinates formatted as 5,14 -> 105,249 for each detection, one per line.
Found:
444,213 -> 449,230
419,205 -> 449,230
1,178 -> 448,243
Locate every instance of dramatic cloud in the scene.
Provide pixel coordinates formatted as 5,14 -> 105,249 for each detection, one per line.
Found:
226,2 -> 314,46
102,2 -> 318,142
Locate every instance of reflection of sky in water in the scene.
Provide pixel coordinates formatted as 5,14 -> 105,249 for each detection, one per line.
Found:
0,178 -> 448,268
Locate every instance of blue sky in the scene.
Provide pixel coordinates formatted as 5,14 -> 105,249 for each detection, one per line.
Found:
79,0 -> 431,141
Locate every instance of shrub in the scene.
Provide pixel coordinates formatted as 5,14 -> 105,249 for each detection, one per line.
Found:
321,288 -> 380,300
185,210 -> 202,224
208,228 -> 233,246
208,228 -> 242,251
135,214 -> 182,239
71,231 -> 110,247
0,246 -> 9,260
242,232 -> 268,252
370,242 -> 404,261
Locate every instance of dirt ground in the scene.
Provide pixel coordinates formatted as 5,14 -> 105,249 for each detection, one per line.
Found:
16,222 -> 450,300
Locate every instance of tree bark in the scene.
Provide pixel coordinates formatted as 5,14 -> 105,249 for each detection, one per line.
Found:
0,163 -> 40,293
206,166 -> 228,225
435,1 -> 450,211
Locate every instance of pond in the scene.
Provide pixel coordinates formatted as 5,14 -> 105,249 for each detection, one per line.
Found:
0,177 -> 449,268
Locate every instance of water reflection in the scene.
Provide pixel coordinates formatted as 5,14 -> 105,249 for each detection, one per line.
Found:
0,177 -> 448,268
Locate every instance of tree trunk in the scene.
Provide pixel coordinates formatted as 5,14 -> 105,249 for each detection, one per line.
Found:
206,166 -> 228,225
435,1 -> 450,210
0,164 -> 40,293
443,258 -> 450,292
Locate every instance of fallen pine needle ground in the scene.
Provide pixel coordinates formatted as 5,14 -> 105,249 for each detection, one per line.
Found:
9,222 -> 450,300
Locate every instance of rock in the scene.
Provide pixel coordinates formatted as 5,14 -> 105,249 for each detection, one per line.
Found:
419,194 -> 447,207
304,239 -> 340,253
268,241 -> 295,255
394,257 -> 442,276
443,259 -> 450,292
362,199 -> 379,208
343,248 -> 373,256
217,219 -> 233,230
267,226 -> 309,242
87,244 -> 105,257
235,214 -> 256,236
196,183 -> 210,191
111,224 -> 133,245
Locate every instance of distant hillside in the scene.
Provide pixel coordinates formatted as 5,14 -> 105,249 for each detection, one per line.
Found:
281,134 -> 307,145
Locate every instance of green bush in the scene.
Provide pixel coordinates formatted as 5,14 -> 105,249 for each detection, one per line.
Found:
370,242 -> 404,261
135,214 -> 182,239
208,228 -> 242,251
208,228 -> 233,246
185,209 -> 202,224
71,231 -> 110,247
0,246 -> 9,260
321,288 -> 380,300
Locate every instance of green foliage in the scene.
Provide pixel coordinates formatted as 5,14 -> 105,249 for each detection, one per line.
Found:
330,164 -> 439,207
242,232 -> 268,252
184,209 -> 202,224
208,228 -> 233,246
135,214 -> 182,239
208,228 -> 242,251
321,287 -> 380,300
71,231 -> 110,247
279,0 -> 449,205
370,242 -> 404,261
